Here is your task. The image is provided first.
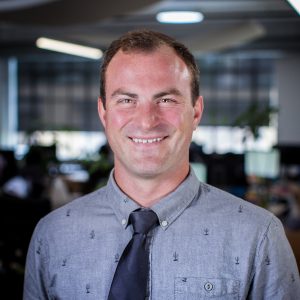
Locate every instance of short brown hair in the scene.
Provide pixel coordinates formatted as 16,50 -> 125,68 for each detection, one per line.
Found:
100,29 -> 200,107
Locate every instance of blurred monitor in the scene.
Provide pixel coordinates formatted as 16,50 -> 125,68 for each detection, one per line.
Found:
0,149 -> 18,185
276,145 -> 300,165
245,149 -> 280,179
191,162 -> 207,183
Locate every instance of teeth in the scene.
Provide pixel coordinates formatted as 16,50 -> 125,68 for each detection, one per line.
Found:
132,137 -> 163,144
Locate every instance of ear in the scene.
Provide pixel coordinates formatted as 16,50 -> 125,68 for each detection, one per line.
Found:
192,96 -> 204,130
98,97 -> 106,129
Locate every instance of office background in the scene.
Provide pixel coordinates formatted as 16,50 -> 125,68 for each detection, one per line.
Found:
0,0 -> 300,298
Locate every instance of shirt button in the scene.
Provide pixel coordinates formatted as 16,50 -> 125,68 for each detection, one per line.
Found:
204,282 -> 214,291
121,219 -> 127,225
161,220 -> 168,227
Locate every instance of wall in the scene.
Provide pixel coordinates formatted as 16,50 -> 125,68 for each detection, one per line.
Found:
0,58 -> 18,148
276,57 -> 300,145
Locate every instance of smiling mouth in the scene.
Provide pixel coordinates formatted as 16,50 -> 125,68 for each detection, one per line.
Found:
129,137 -> 166,144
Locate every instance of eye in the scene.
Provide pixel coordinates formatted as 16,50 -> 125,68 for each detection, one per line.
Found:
117,98 -> 135,105
159,98 -> 176,104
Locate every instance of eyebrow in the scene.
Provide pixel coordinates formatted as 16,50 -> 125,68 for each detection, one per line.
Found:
153,88 -> 183,99
111,88 -> 138,99
110,88 -> 183,99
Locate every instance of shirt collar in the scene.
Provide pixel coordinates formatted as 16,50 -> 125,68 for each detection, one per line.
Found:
105,167 -> 201,231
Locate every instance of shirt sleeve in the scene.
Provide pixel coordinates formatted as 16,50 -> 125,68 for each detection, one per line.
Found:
23,219 -> 50,300
248,216 -> 300,299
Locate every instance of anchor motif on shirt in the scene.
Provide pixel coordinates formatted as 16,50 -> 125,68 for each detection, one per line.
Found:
114,254 -> 120,263
235,257 -> 240,265
86,284 -> 91,294
291,273 -> 295,282
90,230 -> 95,239
173,252 -> 179,261
62,259 -> 67,267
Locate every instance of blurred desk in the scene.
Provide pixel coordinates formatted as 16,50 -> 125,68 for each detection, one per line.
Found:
63,174 -> 87,194
49,171 -> 89,210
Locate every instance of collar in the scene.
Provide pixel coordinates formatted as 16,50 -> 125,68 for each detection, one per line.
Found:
105,167 -> 201,231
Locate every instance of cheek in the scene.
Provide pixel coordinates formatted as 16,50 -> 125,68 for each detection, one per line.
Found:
162,109 -> 193,130
106,109 -> 131,130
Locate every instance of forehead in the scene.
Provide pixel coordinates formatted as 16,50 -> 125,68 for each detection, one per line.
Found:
105,46 -> 191,84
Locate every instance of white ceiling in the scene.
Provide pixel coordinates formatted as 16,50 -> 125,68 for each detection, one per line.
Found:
0,0 -> 299,57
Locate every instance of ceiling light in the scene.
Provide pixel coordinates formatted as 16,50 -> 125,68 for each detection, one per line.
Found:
286,0 -> 300,15
36,38 -> 103,60
156,11 -> 204,24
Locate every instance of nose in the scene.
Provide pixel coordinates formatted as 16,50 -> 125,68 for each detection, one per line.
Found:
135,101 -> 160,130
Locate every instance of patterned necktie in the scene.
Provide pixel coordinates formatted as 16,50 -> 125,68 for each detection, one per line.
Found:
108,209 -> 159,300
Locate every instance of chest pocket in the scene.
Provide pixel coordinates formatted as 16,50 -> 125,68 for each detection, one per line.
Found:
175,277 -> 240,300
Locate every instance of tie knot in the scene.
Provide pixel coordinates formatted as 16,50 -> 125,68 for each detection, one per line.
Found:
130,209 -> 158,234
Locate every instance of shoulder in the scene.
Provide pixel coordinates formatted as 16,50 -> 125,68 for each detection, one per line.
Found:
33,185 -> 109,238
192,182 -> 276,232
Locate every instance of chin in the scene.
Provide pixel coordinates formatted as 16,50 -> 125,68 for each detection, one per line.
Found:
130,164 -> 166,179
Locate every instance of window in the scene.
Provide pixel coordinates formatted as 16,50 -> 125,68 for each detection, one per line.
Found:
18,60 -> 100,132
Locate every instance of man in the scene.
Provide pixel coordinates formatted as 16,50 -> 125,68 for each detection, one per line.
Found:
24,30 -> 300,299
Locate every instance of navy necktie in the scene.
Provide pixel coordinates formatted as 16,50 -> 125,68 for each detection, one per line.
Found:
108,209 -> 158,300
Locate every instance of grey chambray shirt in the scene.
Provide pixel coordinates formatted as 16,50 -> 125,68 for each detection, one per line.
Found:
24,169 -> 300,300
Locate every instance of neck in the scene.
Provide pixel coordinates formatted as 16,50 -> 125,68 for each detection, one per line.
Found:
114,165 -> 189,207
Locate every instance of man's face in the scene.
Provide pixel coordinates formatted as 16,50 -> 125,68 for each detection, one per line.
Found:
98,46 -> 203,181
